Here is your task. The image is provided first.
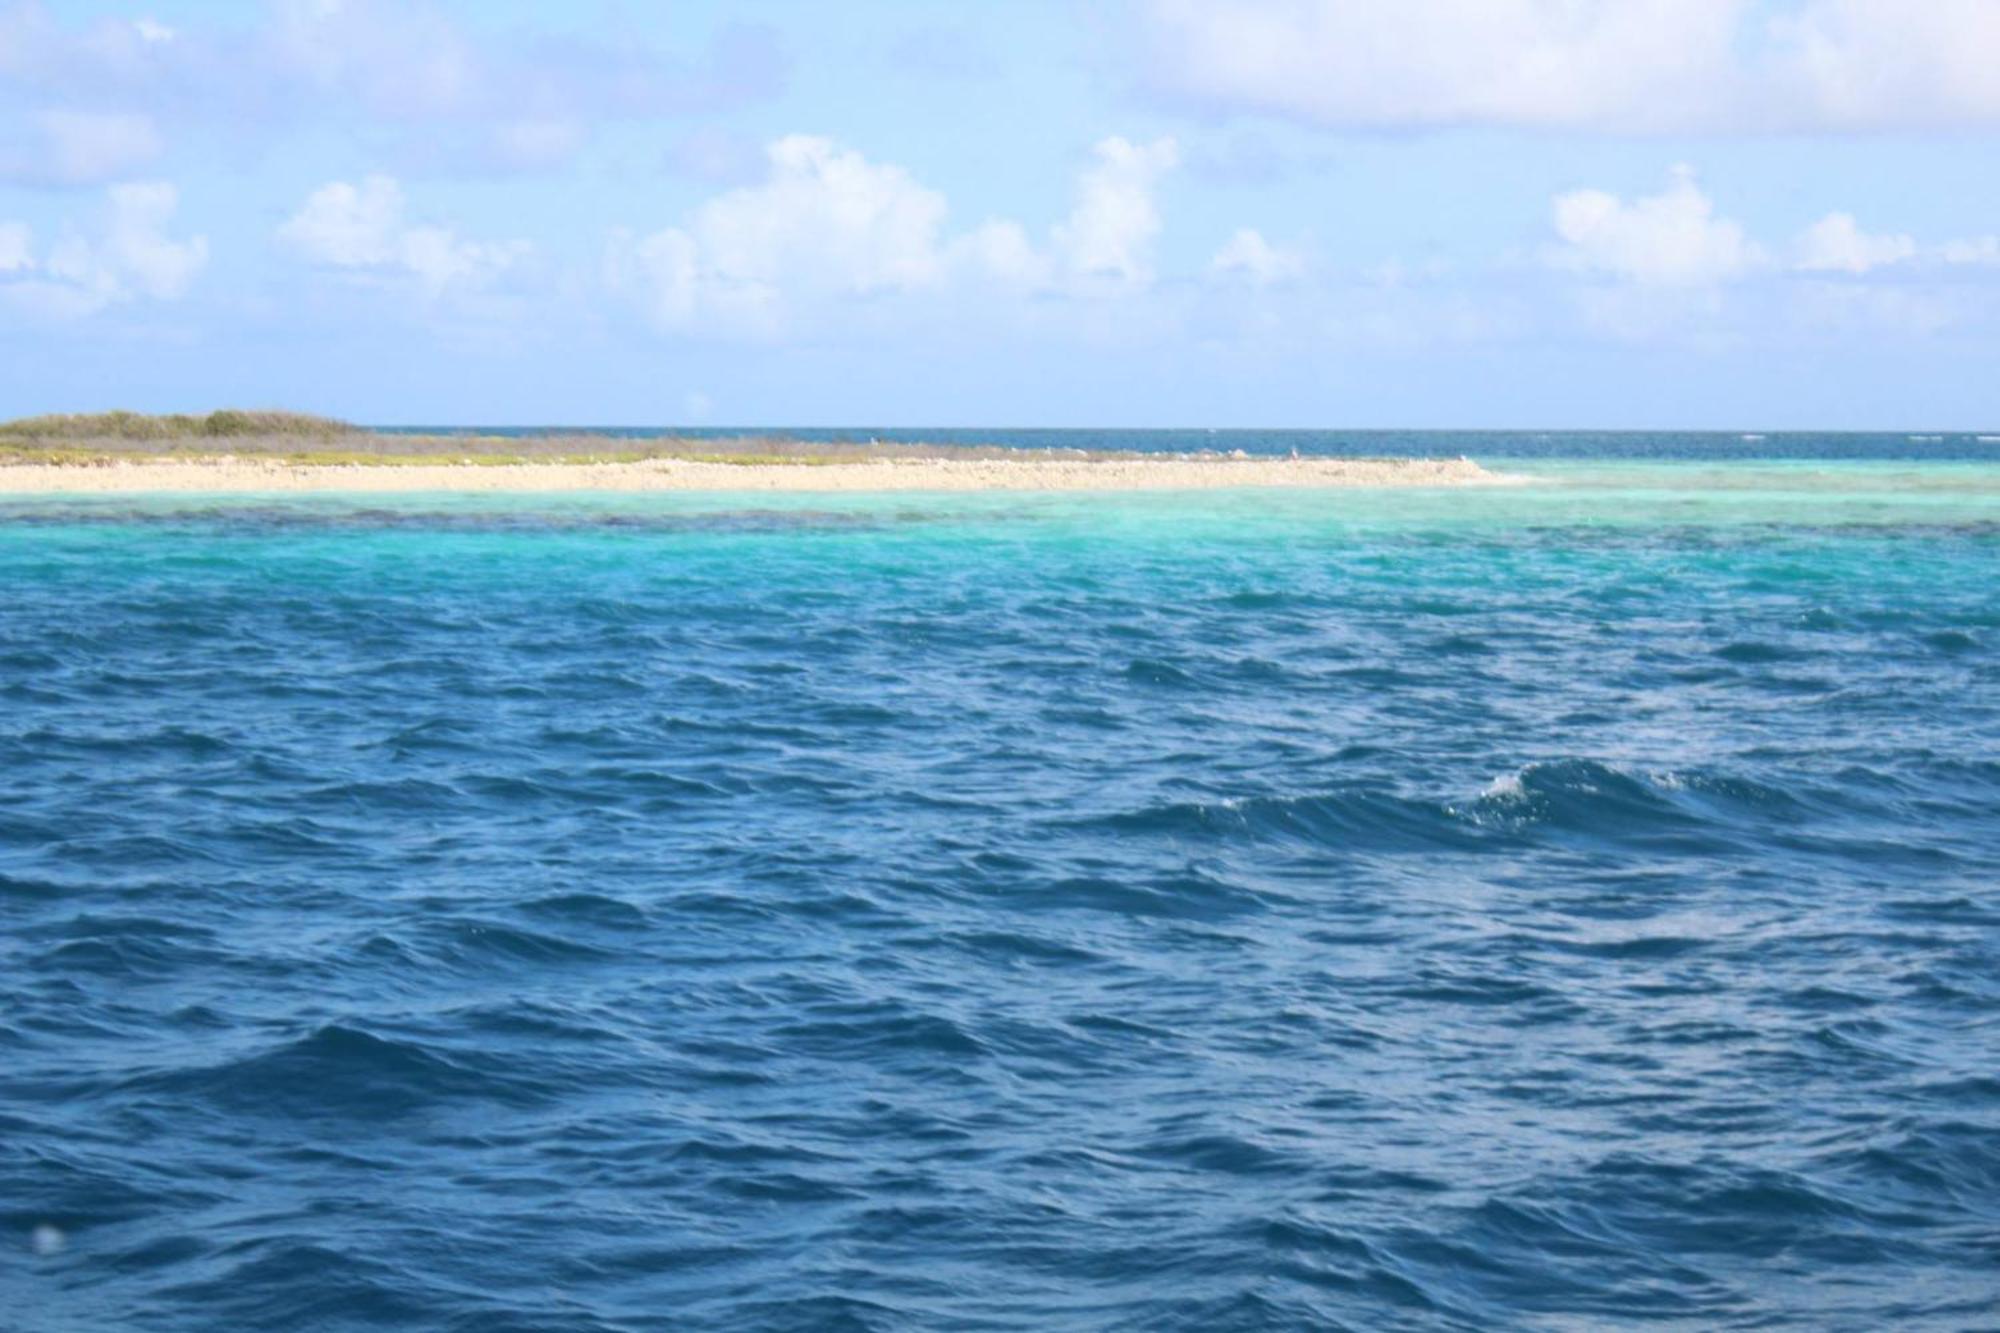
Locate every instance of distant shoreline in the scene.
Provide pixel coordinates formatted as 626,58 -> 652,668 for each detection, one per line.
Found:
0,455 -> 1501,493
0,412 -> 1502,492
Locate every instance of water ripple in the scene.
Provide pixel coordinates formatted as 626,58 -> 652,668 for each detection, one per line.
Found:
2,484 -> 1996,1328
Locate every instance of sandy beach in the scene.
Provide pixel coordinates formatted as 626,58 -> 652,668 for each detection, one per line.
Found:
0,455 -> 1502,493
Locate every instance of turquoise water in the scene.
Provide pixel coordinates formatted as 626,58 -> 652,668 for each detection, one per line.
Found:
3,456 -> 1997,1329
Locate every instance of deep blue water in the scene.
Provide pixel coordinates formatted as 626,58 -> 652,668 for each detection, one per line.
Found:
2,447 -> 1997,1330
374,426 -> 2000,463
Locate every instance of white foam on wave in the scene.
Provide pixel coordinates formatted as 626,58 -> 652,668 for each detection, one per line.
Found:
1479,772 -> 1525,800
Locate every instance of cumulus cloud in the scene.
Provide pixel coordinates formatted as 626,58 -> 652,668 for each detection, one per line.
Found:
77,183 -> 204,299
610,133 -> 1181,335
1794,213 -> 1916,274
1137,0 -> 2000,133
1541,170 -> 2000,342
279,175 -> 528,297
608,136 -> 950,333
1551,175 -> 2000,292
950,220 -> 1053,290
1209,228 -> 1306,286
1548,166 -> 1760,286
1053,136 -> 1179,288
0,182 -> 207,317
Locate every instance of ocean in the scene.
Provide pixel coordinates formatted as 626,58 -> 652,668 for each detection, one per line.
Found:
2,435 -> 1996,1330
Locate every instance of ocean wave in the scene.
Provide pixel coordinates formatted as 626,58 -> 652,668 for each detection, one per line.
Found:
1081,759 -> 1837,860
1463,759 -> 1817,852
132,1025 -> 546,1119
1087,788 -> 1488,853
1006,869 -> 1280,920
7,485 -> 1997,1329
425,919 -> 623,967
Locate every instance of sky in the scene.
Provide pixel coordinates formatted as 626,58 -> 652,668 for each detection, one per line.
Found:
2,0 -> 1999,428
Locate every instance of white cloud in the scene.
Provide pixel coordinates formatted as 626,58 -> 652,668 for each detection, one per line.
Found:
85,182 -> 205,299
0,110 -> 164,185
1052,135 -> 1179,288
1540,171 -> 2000,342
1939,236 -> 2000,266
608,226 -> 699,327
694,136 -> 949,296
1138,0 -> 2000,133
1549,166 -> 1760,286
266,0 -> 480,120
38,111 -> 162,183
271,2 -> 787,122
0,222 -> 31,272
279,175 -> 528,297
0,182 -> 207,317
610,133 -> 1180,335
1790,281 -> 1962,338
609,135 -> 950,334
1767,0 -> 2000,129
397,226 -> 527,295
1794,212 -> 1916,274
950,220 -> 1052,289
279,176 -> 402,267
0,2 -> 784,178
486,119 -> 586,172
1142,0 -> 1740,132
1210,228 -> 1306,286
1550,176 -> 1999,293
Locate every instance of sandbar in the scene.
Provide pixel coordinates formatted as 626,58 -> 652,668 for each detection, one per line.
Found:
0,455 -> 1502,494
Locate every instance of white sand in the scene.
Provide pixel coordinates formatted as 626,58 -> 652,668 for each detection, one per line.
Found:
0,456 -> 1503,493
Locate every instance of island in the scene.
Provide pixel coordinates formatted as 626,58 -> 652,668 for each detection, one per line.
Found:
0,411 -> 1499,492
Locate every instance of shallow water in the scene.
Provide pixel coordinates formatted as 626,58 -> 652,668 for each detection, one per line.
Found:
3,459 -> 1997,1329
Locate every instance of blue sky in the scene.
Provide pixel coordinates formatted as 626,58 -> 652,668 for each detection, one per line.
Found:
2,0 -> 1999,427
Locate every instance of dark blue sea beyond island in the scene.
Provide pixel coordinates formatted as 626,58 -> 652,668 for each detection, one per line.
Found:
2,432 -> 1996,1330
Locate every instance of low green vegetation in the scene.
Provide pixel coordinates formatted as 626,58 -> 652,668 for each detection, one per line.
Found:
1,410 -> 355,442
0,412 -> 1146,466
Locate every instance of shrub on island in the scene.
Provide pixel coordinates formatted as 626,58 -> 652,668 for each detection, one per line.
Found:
0,410 -> 354,441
